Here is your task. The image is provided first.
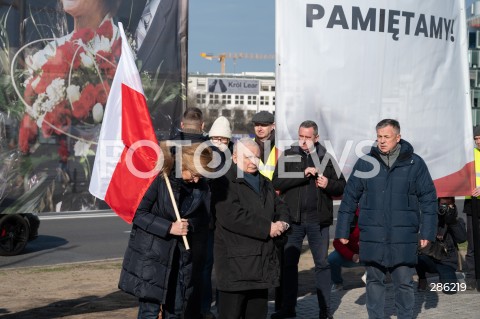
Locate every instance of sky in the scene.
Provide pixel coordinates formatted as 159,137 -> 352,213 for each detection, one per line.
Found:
188,0 -> 275,74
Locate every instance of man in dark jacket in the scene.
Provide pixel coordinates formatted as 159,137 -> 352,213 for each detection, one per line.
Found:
211,138 -> 290,319
271,120 -> 346,319
416,197 -> 467,294
335,119 -> 437,319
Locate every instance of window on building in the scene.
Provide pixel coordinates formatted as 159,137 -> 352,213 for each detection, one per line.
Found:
260,96 -> 269,106
209,109 -> 219,118
196,93 -> 206,105
209,94 -> 219,105
234,109 -> 244,119
222,109 -> 231,117
272,96 -> 275,106
235,95 -> 244,105
247,95 -> 257,105
261,85 -> 269,91
271,86 -> 275,92
222,94 -> 231,105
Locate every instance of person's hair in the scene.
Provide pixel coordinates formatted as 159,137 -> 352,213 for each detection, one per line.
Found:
376,119 -> 401,134
157,141 -> 174,175
182,107 -> 204,132
233,137 -> 260,155
181,142 -> 214,175
299,120 -> 318,136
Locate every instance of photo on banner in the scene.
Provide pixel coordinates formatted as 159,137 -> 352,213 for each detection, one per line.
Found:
275,0 -> 473,196
0,0 -> 187,214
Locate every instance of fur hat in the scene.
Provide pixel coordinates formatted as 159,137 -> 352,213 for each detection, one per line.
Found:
209,116 -> 232,139
474,126 -> 480,138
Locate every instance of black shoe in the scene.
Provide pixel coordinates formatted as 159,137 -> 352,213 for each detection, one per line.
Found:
319,309 -> 333,319
271,309 -> 296,319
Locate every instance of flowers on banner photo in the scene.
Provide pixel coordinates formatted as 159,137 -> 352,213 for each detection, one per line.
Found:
18,18 -> 121,153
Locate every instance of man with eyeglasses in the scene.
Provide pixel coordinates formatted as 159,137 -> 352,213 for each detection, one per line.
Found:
271,120 -> 346,319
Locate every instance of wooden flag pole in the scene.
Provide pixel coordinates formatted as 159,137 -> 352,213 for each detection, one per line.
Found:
163,172 -> 190,250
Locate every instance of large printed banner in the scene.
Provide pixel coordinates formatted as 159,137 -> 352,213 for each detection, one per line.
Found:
276,0 -> 474,196
0,0 -> 187,214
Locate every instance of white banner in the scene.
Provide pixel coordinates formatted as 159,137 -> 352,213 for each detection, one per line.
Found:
275,0 -> 474,196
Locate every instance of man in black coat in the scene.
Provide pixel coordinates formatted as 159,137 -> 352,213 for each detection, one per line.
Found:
271,120 -> 346,319
211,138 -> 290,319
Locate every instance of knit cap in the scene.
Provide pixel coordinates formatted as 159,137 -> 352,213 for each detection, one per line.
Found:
209,116 -> 232,139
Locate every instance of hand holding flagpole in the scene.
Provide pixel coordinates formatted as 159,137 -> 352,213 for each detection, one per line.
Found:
163,172 -> 190,250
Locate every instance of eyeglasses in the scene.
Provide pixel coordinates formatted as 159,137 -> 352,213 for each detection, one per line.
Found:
210,137 -> 229,143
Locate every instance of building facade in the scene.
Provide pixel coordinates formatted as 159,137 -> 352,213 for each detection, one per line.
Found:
187,72 -> 275,132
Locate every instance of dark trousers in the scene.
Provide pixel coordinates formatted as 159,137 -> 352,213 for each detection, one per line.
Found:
185,229 -> 209,319
138,247 -> 184,319
416,255 -> 458,294
217,289 -> 268,319
366,263 -> 415,319
282,223 -> 331,314
200,229 -> 215,314
465,215 -> 477,281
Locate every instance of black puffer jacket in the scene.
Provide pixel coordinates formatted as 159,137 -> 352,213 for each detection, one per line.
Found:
118,173 -> 210,303
272,143 -> 346,226
211,165 -> 290,292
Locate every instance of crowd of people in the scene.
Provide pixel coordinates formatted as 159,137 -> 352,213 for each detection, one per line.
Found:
117,109 -> 476,319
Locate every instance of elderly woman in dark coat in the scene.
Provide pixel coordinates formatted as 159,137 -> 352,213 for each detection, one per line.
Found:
118,142 -> 213,319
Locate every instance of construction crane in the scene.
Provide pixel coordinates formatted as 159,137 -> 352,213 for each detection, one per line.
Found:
200,52 -> 275,74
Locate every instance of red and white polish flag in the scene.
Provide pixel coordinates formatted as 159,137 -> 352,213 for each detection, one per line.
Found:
89,22 -> 160,223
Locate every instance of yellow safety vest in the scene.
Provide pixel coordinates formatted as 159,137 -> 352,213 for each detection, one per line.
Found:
258,146 -> 277,181
466,147 -> 480,199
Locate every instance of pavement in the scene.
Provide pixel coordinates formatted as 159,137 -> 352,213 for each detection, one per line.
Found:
208,245 -> 480,319
265,270 -> 480,319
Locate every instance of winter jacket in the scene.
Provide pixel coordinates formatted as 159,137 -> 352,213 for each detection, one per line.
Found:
272,143 -> 346,226
118,173 -> 210,304
211,165 -> 290,292
336,139 -> 438,267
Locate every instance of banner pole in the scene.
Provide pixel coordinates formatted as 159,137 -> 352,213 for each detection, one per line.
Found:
163,172 -> 190,250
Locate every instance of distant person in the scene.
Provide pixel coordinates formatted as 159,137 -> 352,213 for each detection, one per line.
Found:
172,107 -> 208,143
462,125 -> 480,290
211,138 -> 290,319
336,119 -> 437,319
328,208 -> 365,292
118,142 -> 213,319
271,120 -> 346,319
251,111 -> 276,181
417,197 -> 467,294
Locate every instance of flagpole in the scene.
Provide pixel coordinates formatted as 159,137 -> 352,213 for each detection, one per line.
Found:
163,172 -> 190,250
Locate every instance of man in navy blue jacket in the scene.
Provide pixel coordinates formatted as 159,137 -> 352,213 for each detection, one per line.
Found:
335,119 -> 437,319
